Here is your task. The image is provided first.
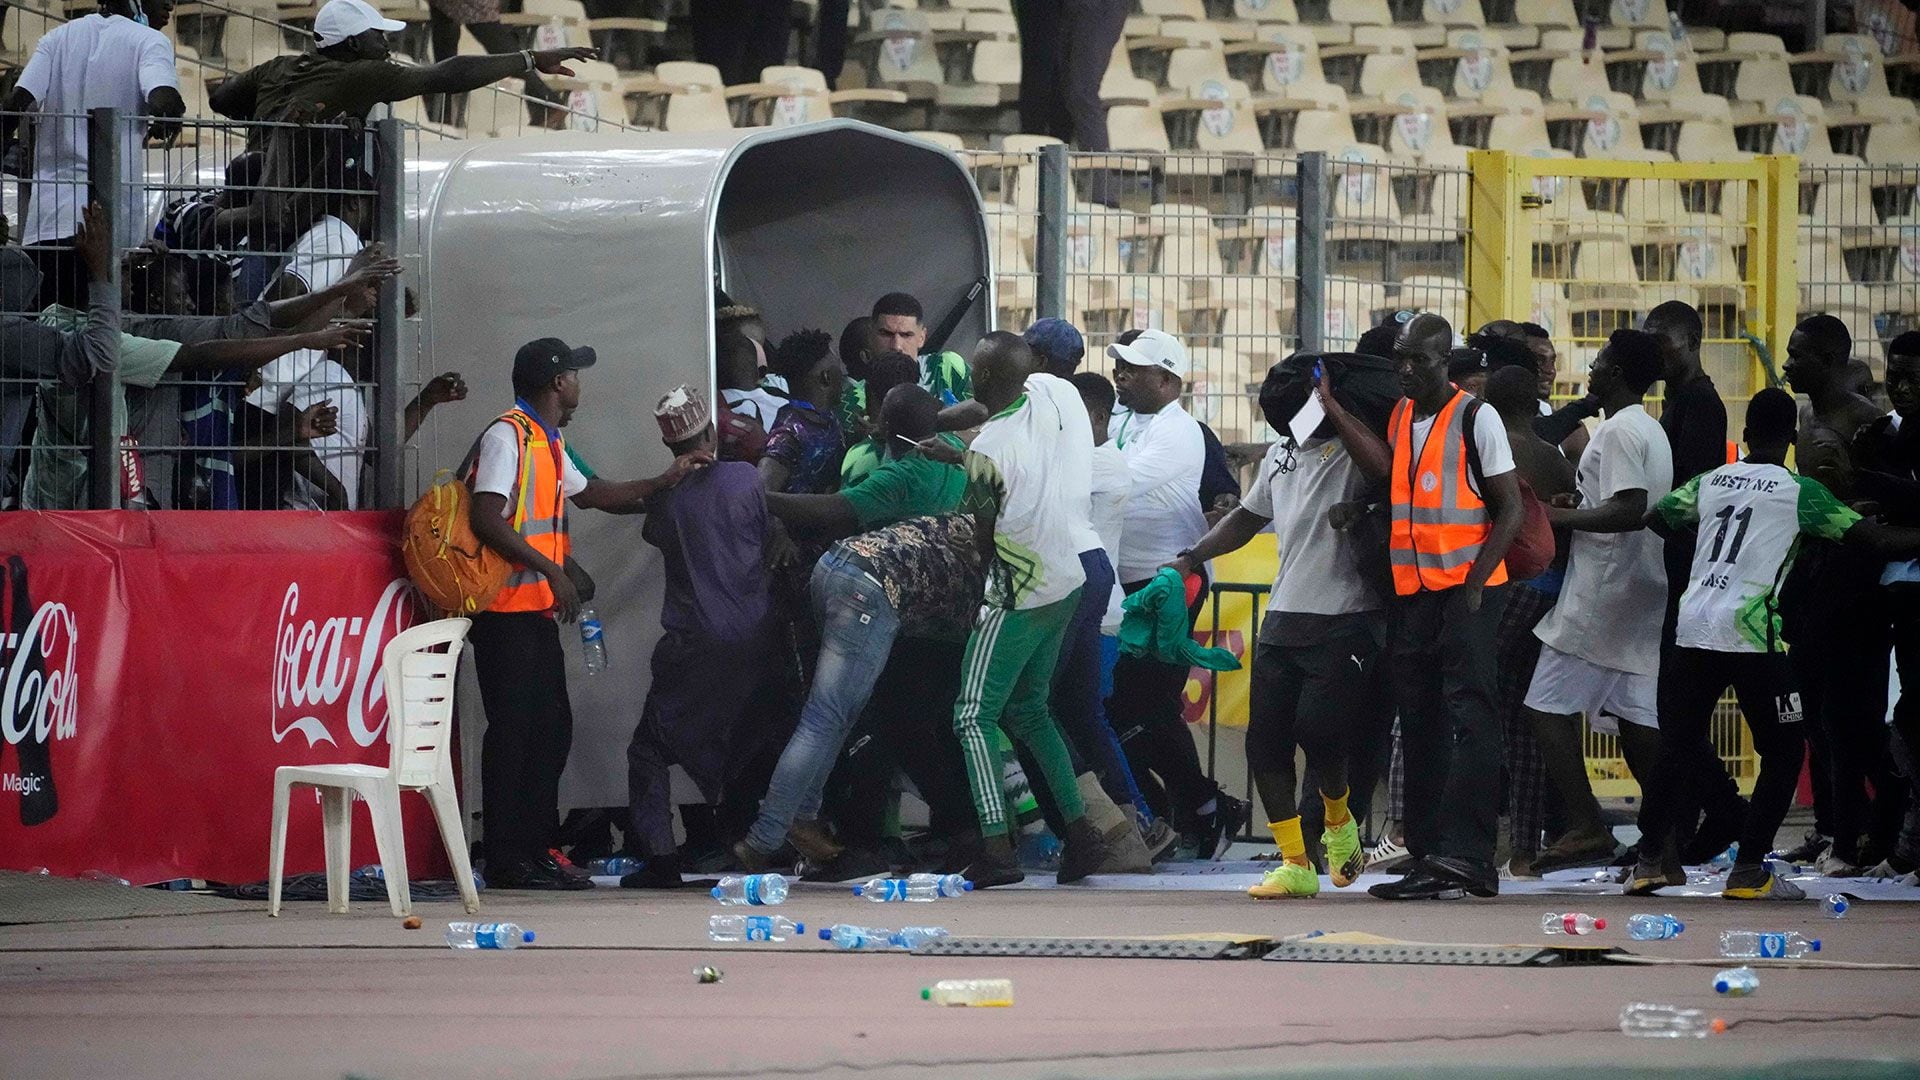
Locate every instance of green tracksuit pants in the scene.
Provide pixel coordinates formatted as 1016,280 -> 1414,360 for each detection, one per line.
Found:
953,589 -> 1086,837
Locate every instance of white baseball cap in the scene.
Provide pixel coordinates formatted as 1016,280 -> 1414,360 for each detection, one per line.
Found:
1106,328 -> 1190,379
314,0 -> 404,47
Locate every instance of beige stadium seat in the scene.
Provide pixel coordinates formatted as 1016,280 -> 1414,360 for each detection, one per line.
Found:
1823,34 -> 1891,106
912,130 -> 968,152
1356,26 -> 1425,99
1102,45 -> 1161,106
1252,25 -> 1332,96
935,37 -> 1021,108
730,66 -> 908,125
1486,88 -> 1553,151
1759,96 -> 1855,163
1427,29 -> 1517,102
1107,103 -> 1175,153
1160,78 -> 1273,177
1166,45 -> 1233,89
1383,86 -> 1458,160
1862,114 -> 1920,168
1291,99 -> 1364,151
1327,146 -> 1402,238
1393,275 -> 1468,333
855,7 -> 944,100
1324,277 -> 1392,348
1608,0 -> 1667,32
1635,29 -> 1704,103
1235,0 -> 1299,22
981,200 -> 1033,275
1530,281 -> 1573,346
624,61 -> 730,131
1423,0 -> 1488,30
1141,0 -> 1210,19
1574,91 -> 1646,156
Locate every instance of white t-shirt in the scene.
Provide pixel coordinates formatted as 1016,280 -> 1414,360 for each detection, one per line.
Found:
1407,399 -> 1516,494
1090,442 -> 1130,632
17,14 -> 177,249
1109,401 -> 1208,583
722,386 -> 784,432
1025,372 -> 1098,555
472,417 -> 589,516
248,216 -> 362,412
1242,437 -> 1381,616
284,359 -> 366,510
1534,404 -> 1672,675
966,389 -> 1088,611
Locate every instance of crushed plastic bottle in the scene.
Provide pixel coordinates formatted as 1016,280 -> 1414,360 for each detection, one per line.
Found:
1719,930 -> 1820,958
586,856 -> 644,877
923,978 -> 1014,1006
1541,912 -> 1607,935
1713,966 -> 1759,996
818,923 -> 891,950
854,874 -> 973,901
1820,894 -> 1849,919
712,873 -> 788,906
1627,914 -> 1685,940
1620,1003 -> 1723,1038
709,914 -> 804,942
579,607 -> 607,675
445,921 -> 534,950
889,926 -> 951,949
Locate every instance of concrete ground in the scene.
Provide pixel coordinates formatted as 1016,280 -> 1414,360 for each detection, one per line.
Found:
4,880 -> 1919,1080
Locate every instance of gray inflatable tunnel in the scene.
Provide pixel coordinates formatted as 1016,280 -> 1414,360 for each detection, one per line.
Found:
410,119 -> 991,809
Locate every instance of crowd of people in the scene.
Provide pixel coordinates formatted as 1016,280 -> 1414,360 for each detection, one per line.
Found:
459,287 -> 1920,901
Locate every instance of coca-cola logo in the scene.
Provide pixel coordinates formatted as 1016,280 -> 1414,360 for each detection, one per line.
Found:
1,601 -> 79,750
272,580 -> 415,749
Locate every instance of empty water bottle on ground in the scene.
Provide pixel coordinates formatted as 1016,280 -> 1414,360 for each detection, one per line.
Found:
1620,1003 -> 1722,1038
709,914 -> 805,942
923,978 -> 1014,1006
1541,912 -> 1606,935
819,923 -> 892,950
889,926 -> 951,949
712,873 -> 788,906
1719,930 -> 1820,958
445,922 -> 534,950
586,856 -> 643,876
1821,894 -> 1849,918
1627,914 -> 1685,940
1713,967 -> 1759,996
854,874 -> 973,901
579,607 -> 607,675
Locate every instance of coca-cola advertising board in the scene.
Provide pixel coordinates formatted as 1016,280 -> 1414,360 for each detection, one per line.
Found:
0,511 -> 452,884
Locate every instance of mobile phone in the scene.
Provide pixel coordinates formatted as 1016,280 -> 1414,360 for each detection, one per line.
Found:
1313,360 -> 1325,382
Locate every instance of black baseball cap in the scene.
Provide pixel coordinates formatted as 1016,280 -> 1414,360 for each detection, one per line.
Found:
513,337 -> 597,386
1446,345 -> 1488,381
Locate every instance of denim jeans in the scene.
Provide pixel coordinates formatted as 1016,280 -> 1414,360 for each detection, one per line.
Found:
1052,548 -> 1152,819
745,552 -> 901,854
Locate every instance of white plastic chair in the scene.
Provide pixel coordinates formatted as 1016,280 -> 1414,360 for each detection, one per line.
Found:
268,618 -> 478,917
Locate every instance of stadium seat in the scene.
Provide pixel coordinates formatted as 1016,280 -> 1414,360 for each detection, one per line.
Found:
1248,24 -> 1332,95
1139,201 -> 1228,288
1291,97 -> 1365,152
1382,85 -> 1460,161
269,619 -> 479,920
1102,39 -> 1160,104
1635,29 -> 1704,103
727,66 -> 909,125
1573,90 -> 1646,156
1166,45 -> 1233,89
1327,145 -> 1402,236
1233,0 -> 1300,22
1858,100 -> 1920,169
1419,28 -> 1515,101
1392,274 -> 1468,333
626,60 -> 731,130
1356,26 -> 1427,100
1485,88 -> 1553,152
853,7 -> 944,101
1323,275 -> 1391,348
935,35 -> 1020,108
1607,0 -> 1667,32
1821,34 -> 1892,106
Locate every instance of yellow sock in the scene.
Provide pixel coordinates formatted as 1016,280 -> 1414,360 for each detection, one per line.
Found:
1267,818 -> 1308,866
1322,788 -> 1352,829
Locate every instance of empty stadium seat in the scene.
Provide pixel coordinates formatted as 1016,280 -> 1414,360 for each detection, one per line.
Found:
728,66 -> 909,126
1634,29 -> 1704,103
854,7 -> 944,100
935,35 -> 1020,108
1822,33 -> 1892,106
1393,274 -> 1468,332
1486,88 -> 1553,151
628,60 -> 730,130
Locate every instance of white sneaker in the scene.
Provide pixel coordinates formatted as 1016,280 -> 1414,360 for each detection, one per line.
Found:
1861,859 -> 1920,883
1363,835 -> 1411,873
1815,850 -> 1863,877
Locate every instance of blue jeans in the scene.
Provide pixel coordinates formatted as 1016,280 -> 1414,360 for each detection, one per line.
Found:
745,552 -> 901,854
1051,548 -> 1153,820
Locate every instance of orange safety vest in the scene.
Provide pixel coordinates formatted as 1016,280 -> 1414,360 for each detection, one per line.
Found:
475,408 -> 571,614
1387,391 -> 1509,596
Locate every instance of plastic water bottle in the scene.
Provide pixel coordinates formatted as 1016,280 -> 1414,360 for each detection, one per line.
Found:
854,874 -> 974,901
712,873 -> 788,906
1627,914 -> 1685,940
1619,1003 -> 1722,1038
445,922 -> 534,950
818,923 -> 891,950
708,914 -> 805,942
579,607 -> 607,675
889,926 -> 951,949
1713,967 -> 1759,996
922,978 -> 1014,1006
1719,930 -> 1820,958
1821,894 -> 1849,919
586,856 -> 644,876
1541,912 -> 1607,935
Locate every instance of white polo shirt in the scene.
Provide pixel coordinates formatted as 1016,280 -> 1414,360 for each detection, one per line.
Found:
1108,400 -> 1208,583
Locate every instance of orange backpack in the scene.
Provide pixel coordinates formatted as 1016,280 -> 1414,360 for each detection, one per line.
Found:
401,419 -> 524,615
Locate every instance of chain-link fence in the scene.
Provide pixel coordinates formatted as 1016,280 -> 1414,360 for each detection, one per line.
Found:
1798,162 -> 1920,390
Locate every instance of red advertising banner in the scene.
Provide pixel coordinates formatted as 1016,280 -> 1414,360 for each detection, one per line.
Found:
0,511 -> 452,885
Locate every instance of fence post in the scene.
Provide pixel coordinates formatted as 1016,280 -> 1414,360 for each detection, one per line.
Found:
1465,148 -> 1527,329
86,107 -> 120,510
1034,142 -> 1069,321
372,117 -> 405,509
1295,150 -> 1328,354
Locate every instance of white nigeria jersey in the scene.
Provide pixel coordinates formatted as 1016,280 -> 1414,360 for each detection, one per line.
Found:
1653,461 -> 1860,654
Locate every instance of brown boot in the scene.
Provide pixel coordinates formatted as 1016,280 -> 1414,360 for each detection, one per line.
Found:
787,819 -> 845,864
1076,774 -> 1153,873
961,833 -> 1025,888
1058,816 -> 1121,884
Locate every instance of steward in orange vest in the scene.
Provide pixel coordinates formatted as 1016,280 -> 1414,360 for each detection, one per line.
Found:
462,337 -> 710,889
1311,312 -> 1525,901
